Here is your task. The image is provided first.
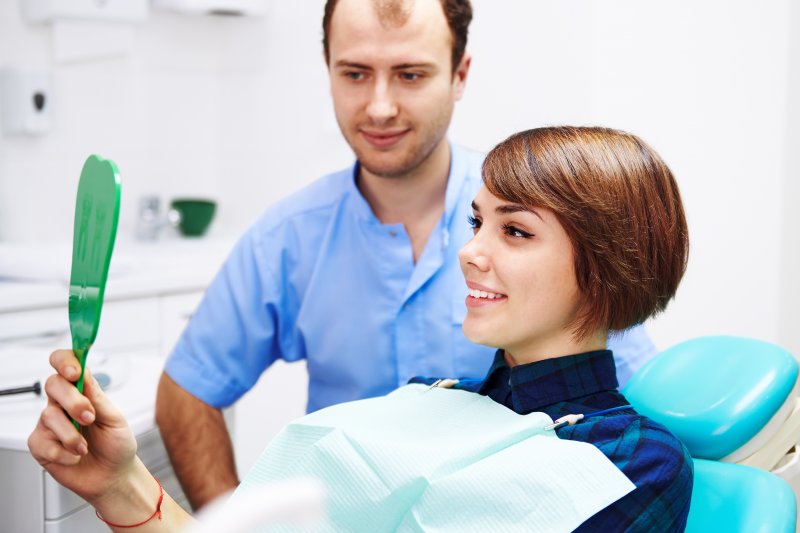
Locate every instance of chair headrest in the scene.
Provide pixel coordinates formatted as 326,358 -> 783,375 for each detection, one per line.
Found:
624,335 -> 798,460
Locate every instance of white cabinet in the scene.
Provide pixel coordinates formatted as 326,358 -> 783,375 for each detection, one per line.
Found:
0,288 -> 200,532
0,289 -> 200,356
0,240 -> 233,533
159,291 -> 205,358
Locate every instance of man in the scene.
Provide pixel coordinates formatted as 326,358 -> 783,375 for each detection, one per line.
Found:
156,0 -> 657,511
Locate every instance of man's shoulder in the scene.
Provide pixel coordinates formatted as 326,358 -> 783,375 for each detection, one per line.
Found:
449,143 -> 486,203
251,166 -> 355,234
453,143 -> 486,178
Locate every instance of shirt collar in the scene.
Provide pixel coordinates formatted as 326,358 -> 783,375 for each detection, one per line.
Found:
344,141 -> 467,225
345,160 -> 375,223
477,349 -> 620,413
442,142 -> 469,226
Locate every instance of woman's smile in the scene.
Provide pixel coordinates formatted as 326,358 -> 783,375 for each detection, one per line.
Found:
465,281 -> 507,307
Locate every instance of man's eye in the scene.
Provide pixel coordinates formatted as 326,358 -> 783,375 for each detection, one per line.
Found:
345,71 -> 366,81
399,72 -> 421,82
503,224 -> 532,239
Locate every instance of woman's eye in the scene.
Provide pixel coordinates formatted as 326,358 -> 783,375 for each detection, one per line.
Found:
467,215 -> 481,232
503,224 -> 533,239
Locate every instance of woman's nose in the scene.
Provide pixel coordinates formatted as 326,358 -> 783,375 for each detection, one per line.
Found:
459,235 -> 490,272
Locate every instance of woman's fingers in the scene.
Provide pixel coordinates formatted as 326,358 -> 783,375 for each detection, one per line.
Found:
46,350 -> 120,426
39,397 -> 89,456
49,349 -> 82,382
28,417 -> 83,467
44,373 -> 95,425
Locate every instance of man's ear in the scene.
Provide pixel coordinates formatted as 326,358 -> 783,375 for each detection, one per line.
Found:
452,52 -> 471,101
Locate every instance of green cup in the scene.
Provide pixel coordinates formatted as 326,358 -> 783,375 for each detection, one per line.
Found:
170,198 -> 217,237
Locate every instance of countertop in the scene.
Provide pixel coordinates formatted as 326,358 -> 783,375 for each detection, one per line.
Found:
0,347 -> 166,451
0,237 -> 235,313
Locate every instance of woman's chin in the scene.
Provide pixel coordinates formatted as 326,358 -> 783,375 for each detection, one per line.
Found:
462,322 -> 501,349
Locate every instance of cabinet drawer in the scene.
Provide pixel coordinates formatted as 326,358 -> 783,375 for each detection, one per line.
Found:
0,298 -> 160,353
0,307 -> 68,345
94,298 -> 160,352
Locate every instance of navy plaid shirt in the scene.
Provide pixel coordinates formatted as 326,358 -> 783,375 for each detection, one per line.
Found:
411,349 -> 693,532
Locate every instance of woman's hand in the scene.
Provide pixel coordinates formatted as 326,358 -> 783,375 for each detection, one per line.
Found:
28,350 -> 194,532
27,349 -> 138,504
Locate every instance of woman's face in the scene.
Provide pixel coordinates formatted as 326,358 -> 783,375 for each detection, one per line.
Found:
459,186 -> 583,363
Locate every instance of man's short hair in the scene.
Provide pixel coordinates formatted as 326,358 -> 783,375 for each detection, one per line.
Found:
482,126 -> 689,340
322,0 -> 473,74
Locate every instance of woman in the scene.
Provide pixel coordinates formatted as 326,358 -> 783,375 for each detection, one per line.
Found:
412,126 -> 692,530
29,126 -> 692,532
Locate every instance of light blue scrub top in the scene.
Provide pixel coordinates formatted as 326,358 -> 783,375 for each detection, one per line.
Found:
164,144 -> 656,412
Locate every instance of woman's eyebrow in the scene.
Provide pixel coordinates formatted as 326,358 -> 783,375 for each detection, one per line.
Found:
495,203 -> 544,221
471,200 -> 543,221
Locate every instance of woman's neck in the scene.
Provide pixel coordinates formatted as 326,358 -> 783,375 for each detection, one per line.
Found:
503,330 -> 607,367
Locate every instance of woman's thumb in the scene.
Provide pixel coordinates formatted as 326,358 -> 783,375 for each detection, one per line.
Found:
82,369 -> 125,427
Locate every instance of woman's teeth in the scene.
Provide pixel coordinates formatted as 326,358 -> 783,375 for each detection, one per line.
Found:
468,289 -> 504,299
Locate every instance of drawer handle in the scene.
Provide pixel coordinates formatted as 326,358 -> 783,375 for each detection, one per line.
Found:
0,329 -> 69,345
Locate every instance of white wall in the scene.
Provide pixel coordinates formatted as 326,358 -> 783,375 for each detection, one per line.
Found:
1,0 -> 797,471
458,1 -> 793,354
589,1 -> 790,350
780,0 -> 800,358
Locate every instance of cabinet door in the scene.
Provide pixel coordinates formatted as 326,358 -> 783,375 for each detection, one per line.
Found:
0,298 -> 160,354
159,291 -> 204,357
94,298 -> 160,353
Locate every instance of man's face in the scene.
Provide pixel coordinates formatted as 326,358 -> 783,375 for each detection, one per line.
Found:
327,0 -> 469,179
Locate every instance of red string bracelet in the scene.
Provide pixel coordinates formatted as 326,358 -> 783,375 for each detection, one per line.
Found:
95,476 -> 163,529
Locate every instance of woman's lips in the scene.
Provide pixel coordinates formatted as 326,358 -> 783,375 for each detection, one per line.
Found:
361,129 -> 408,149
465,293 -> 508,308
464,284 -> 508,308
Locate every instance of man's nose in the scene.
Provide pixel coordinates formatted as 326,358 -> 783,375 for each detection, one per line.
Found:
366,78 -> 398,124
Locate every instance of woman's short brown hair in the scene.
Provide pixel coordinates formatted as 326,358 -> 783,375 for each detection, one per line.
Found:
482,126 -> 689,340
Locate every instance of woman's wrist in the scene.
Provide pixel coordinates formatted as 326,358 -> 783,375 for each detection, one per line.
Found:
90,457 -> 194,532
90,458 -> 161,526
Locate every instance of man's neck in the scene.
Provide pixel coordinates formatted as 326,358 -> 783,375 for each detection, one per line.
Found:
358,141 -> 451,262
358,141 -> 451,223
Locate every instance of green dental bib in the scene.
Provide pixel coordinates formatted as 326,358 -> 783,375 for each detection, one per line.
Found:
236,384 -> 634,532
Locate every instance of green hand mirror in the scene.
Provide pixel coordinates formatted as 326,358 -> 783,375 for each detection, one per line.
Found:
68,155 -> 121,426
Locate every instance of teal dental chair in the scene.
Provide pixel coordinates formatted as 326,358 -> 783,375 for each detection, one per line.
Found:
625,336 -> 799,533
